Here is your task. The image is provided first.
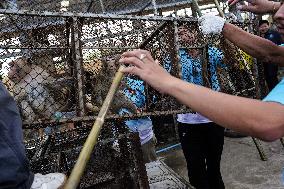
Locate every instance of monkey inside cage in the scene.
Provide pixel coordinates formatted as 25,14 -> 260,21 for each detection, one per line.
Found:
0,8 -> 262,188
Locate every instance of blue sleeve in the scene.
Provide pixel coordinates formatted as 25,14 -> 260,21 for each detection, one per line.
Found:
208,47 -> 224,68
267,31 -> 282,45
163,55 -> 172,72
263,78 -> 284,105
123,78 -> 145,108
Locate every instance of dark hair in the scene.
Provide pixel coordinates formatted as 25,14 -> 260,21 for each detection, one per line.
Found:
259,20 -> 269,27
177,22 -> 199,33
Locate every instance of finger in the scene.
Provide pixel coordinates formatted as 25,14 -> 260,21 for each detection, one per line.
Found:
119,57 -> 145,69
122,49 -> 154,62
122,49 -> 145,58
245,0 -> 255,3
155,60 -> 161,66
229,0 -> 254,6
121,66 -> 141,76
137,49 -> 155,62
228,0 -> 240,6
237,4 -> 256,12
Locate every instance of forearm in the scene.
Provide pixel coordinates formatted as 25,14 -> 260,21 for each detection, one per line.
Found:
166,77 -> 284,141
223,23 -> 284,66
231,0 -> 281,14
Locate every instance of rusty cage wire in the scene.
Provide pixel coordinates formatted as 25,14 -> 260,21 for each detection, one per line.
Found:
0,0 -> 265,188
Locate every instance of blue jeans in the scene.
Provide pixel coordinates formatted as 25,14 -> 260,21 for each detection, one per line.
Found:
0,82 -> 34,189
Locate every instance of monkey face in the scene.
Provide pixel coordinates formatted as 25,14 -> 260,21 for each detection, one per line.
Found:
8,58 -> 31,83
8,60 -> 21,82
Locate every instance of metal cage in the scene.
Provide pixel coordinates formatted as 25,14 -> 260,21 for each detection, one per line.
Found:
0,3 -> 264,188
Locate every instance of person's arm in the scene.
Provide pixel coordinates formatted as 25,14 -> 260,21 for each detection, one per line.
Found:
222,23 -> 284,66
199,15 -> 284,66
168,78 -> 284,142
228,0 -> 281,14
119,49 -> 284,142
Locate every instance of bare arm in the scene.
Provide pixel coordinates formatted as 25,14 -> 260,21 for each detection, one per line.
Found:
223,23 -> 284,66
228,0 -> 281,14
168,77 -> 284,142
120,49 -> 284,142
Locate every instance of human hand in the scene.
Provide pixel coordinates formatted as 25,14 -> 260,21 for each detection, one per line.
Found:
198,15 -> 225,35
228,0 -> 242,6
119,49 -> 175,94
228,0 -> 278,14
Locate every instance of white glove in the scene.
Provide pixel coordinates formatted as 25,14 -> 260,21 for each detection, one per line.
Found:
198,15 -> 225,35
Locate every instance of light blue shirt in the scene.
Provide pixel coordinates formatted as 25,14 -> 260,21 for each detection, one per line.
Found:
121,78 -> 153,145
165,47 -> 224,124
263,44 -> 284,104
263,78 -> 284,105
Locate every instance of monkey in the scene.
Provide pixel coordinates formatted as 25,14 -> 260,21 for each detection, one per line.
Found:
85,55 -> 137,115
7,57 -> 77,139
7,57 -> 61,123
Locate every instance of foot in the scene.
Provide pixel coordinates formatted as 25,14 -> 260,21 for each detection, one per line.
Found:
31,173 -> 66,189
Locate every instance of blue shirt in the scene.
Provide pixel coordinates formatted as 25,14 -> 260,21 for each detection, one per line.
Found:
264,30 -> 282,45
263,78 -> 284,105
165,47 -> 224,90
122,78 -> 154,145
165,47 -> 224,124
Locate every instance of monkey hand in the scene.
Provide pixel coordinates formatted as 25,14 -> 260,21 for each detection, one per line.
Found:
198,14 -> 225,35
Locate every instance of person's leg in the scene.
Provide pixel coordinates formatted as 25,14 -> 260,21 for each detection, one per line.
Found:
141,135 -> 157,163
265,64 -> 279,91
205,122 -> 225,189
178,122 -> 210,189
150,116 -> 164,144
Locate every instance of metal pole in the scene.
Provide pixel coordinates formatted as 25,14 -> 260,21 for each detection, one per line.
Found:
252,137 -> 267,161
72,17 -> 85,116
151,0 -> 158,15
280,138 -> 284,149
190,3 -> 198,18
191,0 -> 202,17
99,0 -> 105,13
213,0 -> 225,17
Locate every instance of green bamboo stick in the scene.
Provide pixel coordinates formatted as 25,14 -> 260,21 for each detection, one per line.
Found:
64,65 -> 125,189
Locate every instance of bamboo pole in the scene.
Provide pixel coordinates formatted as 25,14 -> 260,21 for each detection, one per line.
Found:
64,65 -> 125,189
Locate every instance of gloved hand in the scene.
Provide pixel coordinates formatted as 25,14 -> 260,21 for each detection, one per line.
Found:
198,15 -> 225,35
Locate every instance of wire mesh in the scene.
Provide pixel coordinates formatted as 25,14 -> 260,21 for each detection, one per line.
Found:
26,121 -> 149,188
0,7 -> 265,188
11,0 -> 193,14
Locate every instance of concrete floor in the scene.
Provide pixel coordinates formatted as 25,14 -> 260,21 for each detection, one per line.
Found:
159,137 -> 284,189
